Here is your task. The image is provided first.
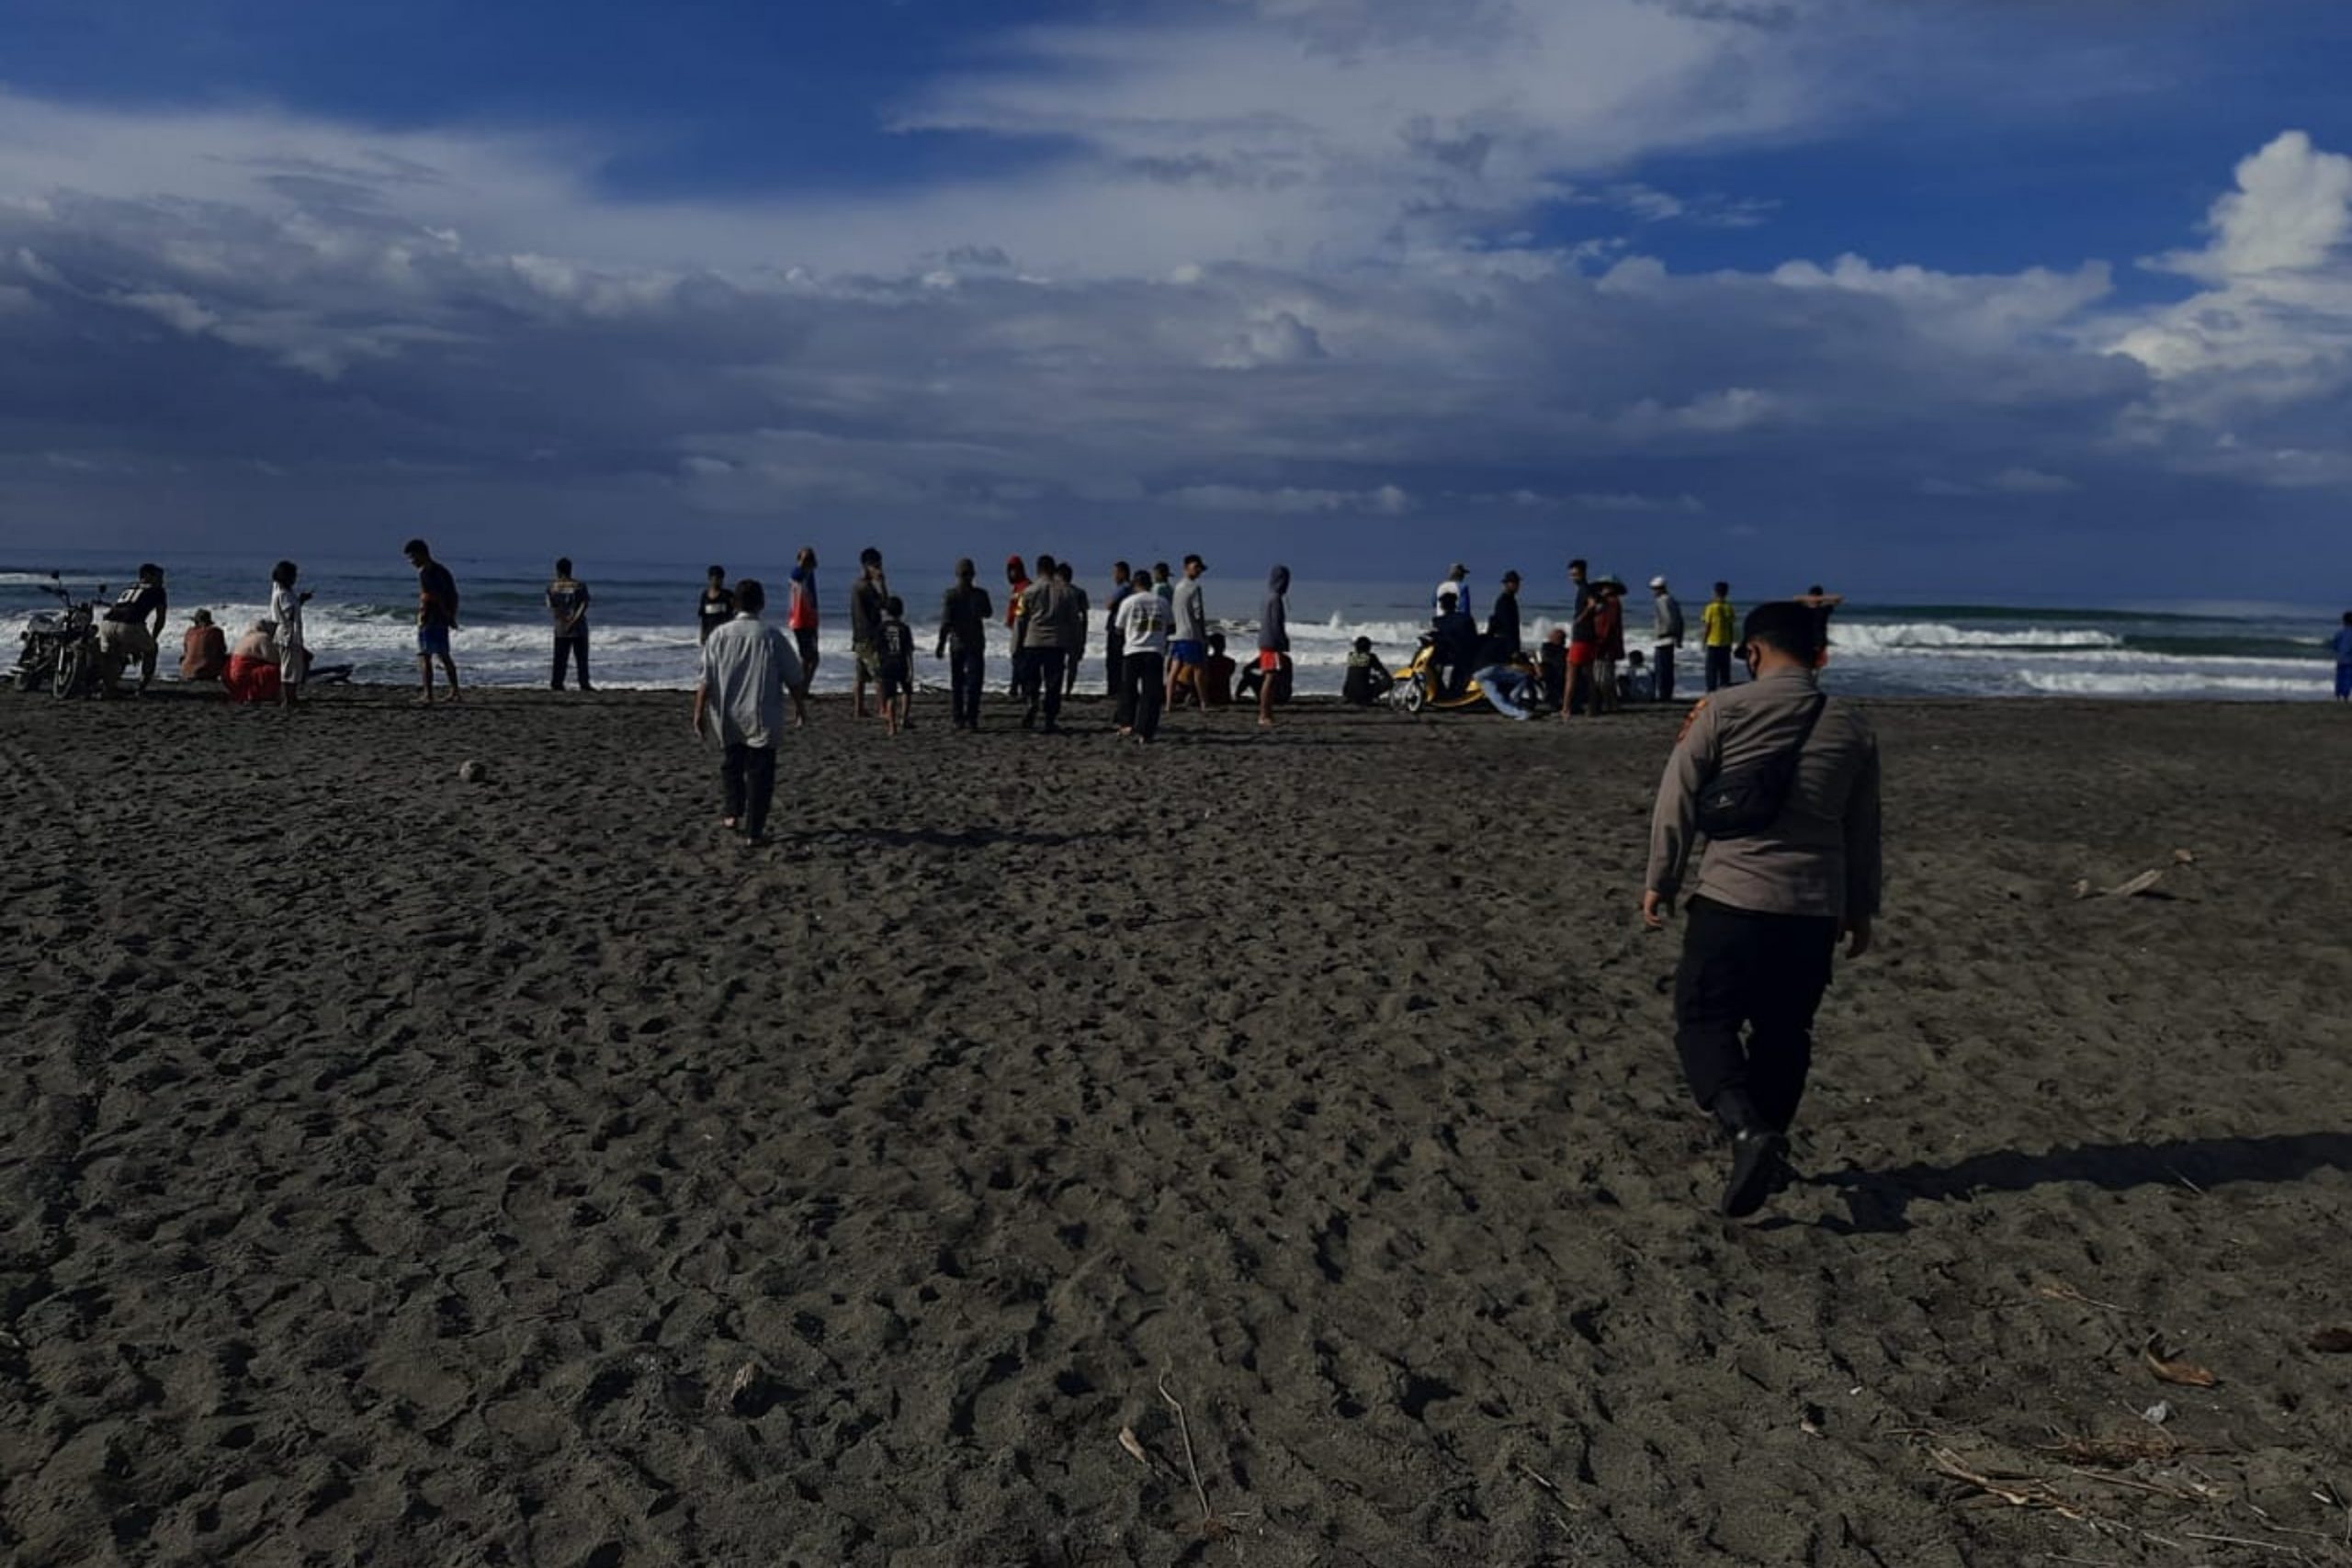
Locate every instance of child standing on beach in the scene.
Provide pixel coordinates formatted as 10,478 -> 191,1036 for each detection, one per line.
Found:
876,596 -> 917,734
268,559 -> 311,709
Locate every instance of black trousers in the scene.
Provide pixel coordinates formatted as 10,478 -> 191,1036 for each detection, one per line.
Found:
552,632 -> 589,690
721,743 -> 778,840
1704,646 -> 1733,692
1105,632 -> 1125,698
1673,897 -> 1838,1133
1117,651 -> 1165,739
1026,648 -> 1069,727
948,643 -> 986,728
1654,645 -> 1676,704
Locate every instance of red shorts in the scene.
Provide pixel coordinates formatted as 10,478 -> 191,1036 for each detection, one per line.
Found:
1566,643 -> 1595,667
1259,650 -> 1283,672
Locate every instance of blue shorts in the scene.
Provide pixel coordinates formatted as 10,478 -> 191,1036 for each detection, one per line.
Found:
1170,638 -> 1206,667
417,624 -> 452,659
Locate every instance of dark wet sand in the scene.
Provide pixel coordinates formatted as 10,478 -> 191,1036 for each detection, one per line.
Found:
3,688 -> 2350,1567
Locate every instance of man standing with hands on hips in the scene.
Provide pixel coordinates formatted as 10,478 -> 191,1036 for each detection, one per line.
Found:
1642,601 -> 1882,1218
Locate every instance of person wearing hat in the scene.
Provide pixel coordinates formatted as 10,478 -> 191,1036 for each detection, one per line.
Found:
1589,576 -> 1626,714
1649,576 -> 1686,704
180,608 -> 228,682
1433,561 -> 1476,624
1485,570 -> 1524,662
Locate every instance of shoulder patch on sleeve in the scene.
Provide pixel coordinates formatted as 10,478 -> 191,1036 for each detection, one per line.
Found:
1676,697 -> 1710,747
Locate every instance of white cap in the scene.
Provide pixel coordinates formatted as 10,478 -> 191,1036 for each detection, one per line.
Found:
1649,575 -> 1668,588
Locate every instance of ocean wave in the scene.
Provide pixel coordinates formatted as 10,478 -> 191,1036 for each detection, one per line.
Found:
1830,622 -> 2120,653
2017,670 -> 2327,698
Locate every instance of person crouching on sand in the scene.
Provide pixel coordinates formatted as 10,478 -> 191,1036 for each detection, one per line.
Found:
181,609 -> 228,682
1641,601 -> 1883,1218
694,579 -> 807,846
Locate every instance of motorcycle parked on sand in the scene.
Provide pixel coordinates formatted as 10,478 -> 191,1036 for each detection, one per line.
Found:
10,574 -> 104,699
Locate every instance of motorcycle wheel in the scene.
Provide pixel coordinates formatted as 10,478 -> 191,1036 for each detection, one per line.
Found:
1401,676 -> 1427,714
52,644 -> 87,700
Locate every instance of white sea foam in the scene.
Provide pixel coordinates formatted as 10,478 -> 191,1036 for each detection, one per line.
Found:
2016,670 -> 2328,698
1828,622 -> 2120,654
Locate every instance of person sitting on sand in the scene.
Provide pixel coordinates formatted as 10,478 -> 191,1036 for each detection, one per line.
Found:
1471,662 -> 1542,720
180,610 -> 228,682
875,595 -> 917,735
694,579 -> 807,845
223,620 -> 283,705
1623,649 -> 1656,704
1538,627 -> 1567,714
1341,637 -> 1393,705
1202,633 -> 1237,707
1642,601 -> 1882,1219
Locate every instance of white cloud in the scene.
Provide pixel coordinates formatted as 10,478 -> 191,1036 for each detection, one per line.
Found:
1988,466 -> 2078,495
1570,491 -> 1707,513
2102,131 -> 2352,486
2151,130 -> 2352,283
1165,482 -> 1413,513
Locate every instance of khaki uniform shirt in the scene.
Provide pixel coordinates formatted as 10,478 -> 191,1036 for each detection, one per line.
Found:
1646,667 -> 1882,921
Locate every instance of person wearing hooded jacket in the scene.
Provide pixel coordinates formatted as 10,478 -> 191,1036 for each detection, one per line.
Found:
1257,565 -> 1291,729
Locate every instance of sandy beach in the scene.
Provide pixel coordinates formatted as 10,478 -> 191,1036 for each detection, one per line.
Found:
3,688 -> 2349,1567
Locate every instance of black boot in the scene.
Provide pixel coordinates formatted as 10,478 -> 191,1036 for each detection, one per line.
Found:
1712,1088 -> 1785,1219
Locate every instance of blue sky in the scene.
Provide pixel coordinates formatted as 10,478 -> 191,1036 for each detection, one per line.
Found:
2,0 -> 2350,595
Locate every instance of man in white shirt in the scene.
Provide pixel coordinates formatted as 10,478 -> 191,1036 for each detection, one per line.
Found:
692,579 -> 807,845
1433,561 -> 1475,623
1114,572 -> 1173,742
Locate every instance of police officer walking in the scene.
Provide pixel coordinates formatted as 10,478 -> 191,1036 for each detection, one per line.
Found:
1641,601 -> 1883,1217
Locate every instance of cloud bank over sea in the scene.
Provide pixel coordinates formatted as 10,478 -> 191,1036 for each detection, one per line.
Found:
1,0 -> 2349,592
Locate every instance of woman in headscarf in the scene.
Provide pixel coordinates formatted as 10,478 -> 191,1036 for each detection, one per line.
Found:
180,609 -> 229,682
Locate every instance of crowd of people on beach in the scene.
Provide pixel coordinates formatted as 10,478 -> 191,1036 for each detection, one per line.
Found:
74,539 -> 1858,736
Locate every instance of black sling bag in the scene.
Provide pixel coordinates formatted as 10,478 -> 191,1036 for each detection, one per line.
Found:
1695,694 -> 1826,840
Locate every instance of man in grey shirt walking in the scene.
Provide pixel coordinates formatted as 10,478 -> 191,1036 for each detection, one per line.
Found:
1642,600 -> 1882,1217
693,579 -> 807,845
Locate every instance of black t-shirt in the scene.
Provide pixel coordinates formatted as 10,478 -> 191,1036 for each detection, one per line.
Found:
876,620 -> 915,676
939,583 -> 993,649
105,581 -> 165,626
418,562 -> 459,627
1568,582 -> 1595,645
698,587 -> 736,641
850,577 -> 887,647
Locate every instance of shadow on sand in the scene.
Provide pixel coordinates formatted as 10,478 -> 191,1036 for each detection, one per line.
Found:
1804,1131 -> 2352,1235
